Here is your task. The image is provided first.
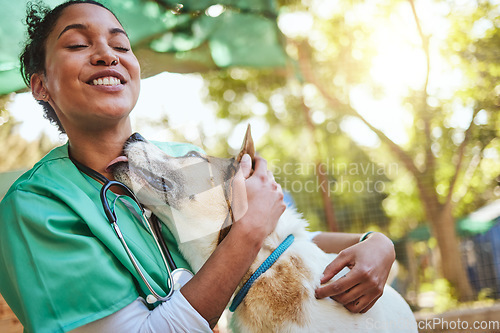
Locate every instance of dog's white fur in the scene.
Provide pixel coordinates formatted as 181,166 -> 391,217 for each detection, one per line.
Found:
113,135 -> 418,333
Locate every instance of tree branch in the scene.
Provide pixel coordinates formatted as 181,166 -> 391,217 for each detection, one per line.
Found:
408,0 -> 434,179
446,108 -> 484,204
408,0 -> 430,59
297,81 -> 339,232
294,40 -> 421,178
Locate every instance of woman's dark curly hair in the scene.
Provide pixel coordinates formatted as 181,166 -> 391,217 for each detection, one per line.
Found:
20,1 -> 117,133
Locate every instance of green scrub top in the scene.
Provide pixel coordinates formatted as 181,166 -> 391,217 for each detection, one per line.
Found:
0,140 -> 204,333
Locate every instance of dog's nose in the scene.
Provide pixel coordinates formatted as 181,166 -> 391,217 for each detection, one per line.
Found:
126,133 -> 146,143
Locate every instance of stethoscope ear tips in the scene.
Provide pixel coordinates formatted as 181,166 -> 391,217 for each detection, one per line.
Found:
146,294 -> 158,304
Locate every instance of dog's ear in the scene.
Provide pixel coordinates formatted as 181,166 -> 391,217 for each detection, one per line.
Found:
218,124 -> 255,247
236,124 -> 255,164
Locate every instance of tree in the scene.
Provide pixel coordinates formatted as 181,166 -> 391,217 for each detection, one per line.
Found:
199,0 -> 500,301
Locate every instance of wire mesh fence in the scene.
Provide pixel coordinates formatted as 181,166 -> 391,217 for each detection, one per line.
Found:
284,177 -> 500,309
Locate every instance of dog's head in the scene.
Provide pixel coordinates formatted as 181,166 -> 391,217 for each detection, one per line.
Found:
110,125 -> 255,257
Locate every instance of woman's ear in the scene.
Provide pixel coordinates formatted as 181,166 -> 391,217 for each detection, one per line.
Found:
31,73 -> 49,102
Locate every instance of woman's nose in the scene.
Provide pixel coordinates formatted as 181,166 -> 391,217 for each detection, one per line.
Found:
90,44 -> 119,66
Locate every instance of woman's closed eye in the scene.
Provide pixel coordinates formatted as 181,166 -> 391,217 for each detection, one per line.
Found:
113,46 -> 130,52
65,44 -> 129,52
67,44 -> 88,49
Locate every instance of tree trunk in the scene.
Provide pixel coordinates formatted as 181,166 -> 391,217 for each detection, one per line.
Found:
418,184 -> 474,301
433,203 -> 474,301
298,93 -> 339,232
316,161 -> 338,232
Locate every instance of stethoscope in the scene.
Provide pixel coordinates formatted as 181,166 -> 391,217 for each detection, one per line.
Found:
70,157 -> 194,304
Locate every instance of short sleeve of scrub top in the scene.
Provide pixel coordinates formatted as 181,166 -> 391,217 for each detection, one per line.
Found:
0,139 -> 204,333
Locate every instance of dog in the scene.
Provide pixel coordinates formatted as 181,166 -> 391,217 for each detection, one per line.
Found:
110,126 -> 418,332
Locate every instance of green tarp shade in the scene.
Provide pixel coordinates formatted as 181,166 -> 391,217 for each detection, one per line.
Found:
455,217 -> 498,236
407,200 -> 500,241
406,225 -> 432,242
456,199 -> 500,236
0,0 -> 287,95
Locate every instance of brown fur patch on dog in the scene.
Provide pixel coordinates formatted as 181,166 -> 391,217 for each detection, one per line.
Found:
236,255 -> 311,331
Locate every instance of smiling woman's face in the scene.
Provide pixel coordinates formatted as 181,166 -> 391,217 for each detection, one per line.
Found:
37,3 -> 141,133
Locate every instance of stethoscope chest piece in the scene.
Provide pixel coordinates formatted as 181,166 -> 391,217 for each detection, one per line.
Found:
171,268 -> 194,291
146,268 -> 194,304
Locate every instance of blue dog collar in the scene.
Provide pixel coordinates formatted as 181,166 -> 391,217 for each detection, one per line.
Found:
229,234 -> 295,312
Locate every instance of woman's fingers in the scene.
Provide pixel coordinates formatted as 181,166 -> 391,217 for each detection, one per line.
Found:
315,270 -> 359,300
315,251 -> 354,297
252,156 -> 268,177
239,154 -> 252,179
317,265 -> 383,313
240,156 -> 285,239
359,294 -> 381,313
330,282 -> 365,305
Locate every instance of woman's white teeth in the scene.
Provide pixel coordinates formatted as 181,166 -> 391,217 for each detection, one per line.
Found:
92,76 -> 121,86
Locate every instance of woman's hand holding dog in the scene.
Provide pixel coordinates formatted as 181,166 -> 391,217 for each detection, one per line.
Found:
236,154 -> 286,244
180,154 -> 285,328
315,232 -> 396,314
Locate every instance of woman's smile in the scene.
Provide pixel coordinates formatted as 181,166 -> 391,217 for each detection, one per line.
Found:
85,69 -> 127,92
90,77 -> 122,86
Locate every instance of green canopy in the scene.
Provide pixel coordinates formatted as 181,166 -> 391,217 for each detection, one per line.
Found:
0,0 -> 287,95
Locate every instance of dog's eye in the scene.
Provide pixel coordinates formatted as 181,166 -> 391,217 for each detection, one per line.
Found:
150,177 -> 173,192
184,151 -> 201,158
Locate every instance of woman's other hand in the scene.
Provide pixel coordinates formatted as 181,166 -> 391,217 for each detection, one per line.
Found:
315,232 -> 396,313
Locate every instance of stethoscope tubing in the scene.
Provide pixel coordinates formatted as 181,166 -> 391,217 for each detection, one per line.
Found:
149,214 -> 177,272
70,157 -> 180,303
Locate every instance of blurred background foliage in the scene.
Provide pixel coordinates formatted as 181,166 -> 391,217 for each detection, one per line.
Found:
196,0 -> 500,303
0,95 -> 54,172
1,0 -> 499,312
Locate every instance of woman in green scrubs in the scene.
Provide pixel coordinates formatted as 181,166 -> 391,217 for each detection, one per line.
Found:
0,1 -> 397,332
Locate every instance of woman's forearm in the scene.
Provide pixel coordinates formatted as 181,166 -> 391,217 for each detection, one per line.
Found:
180,221 -> 263,328
312,231 -> 366,254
